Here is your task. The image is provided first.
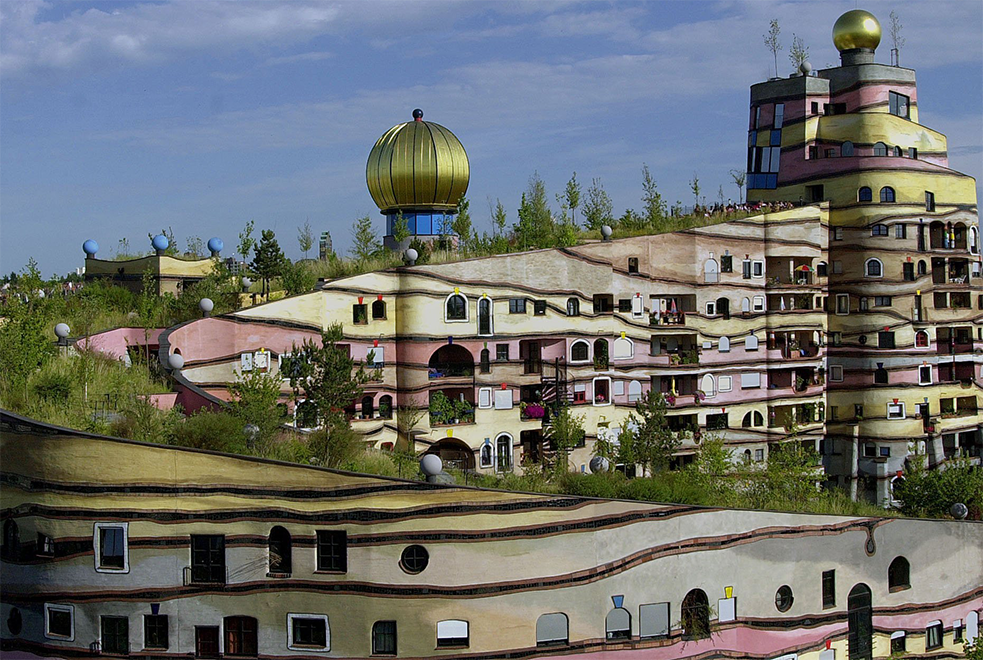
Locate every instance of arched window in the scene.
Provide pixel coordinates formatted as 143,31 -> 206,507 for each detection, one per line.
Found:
847,584 -> 873,659
704,259 -> 719,284
742,411 -> 764,427
701,374 -> 716,397
612,337 -> 634,360
496,433 -> 513,472
2,519 -> 19,560
479,443 -> 493,469
880,187 -> 896,203
477,297 -> 493,335
605,608 -> 631,641
888,556 -> 910,591
536,613 -> 568,647
841,141 -> 854,156
379,395 -> 393,419
858,186 -> 872,202
741,298 -> 750,314
873,142 -> 888,156
719,336 -> 731,352
571,340 -> 590,362
865,258 -> 883,278
594,339 -> 609,369
445,293 -> 468,322
917,260 -> 927,276
566,298 -> 580,316
681,589 -> 710,640
971,226 -> 979,254
269,526 -> 292,574
915,331 -> 929,348
479,349 -> 490,373
372,300 -> 386,320
743,449 -> 752,462
628,380 -> 642,403
360,395 -> 375,419
871,223 -> 888,236
746,334 -> 759,350
372,621 -> 397,656
716,297 -> 730,320
893,145 -> 902,157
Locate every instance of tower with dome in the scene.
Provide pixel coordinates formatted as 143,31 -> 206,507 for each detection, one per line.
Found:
746,9 -> 981,503
366,108 -> 470,250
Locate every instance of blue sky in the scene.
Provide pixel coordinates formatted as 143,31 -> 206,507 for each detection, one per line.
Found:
2,0 -> 980,276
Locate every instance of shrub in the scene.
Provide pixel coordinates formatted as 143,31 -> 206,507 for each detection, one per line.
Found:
172,410 -> 246,453
33,371 -> 73,403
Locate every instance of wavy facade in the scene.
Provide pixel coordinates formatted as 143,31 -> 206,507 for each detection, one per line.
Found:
747,11 -> 981,502
1,412 -> 980,659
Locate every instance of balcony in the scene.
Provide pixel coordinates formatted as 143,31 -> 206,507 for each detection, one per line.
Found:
766,258 -> 815,287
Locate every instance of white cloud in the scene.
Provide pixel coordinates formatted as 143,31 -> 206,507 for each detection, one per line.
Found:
265,50 -> 333,66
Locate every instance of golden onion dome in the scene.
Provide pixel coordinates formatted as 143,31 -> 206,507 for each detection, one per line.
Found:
366,109 -> 470,214
832,9 -> 881,52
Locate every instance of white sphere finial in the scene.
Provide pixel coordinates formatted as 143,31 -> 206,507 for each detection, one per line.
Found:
54,323 -> 71,339
403,247 -> 419,265
799,61 -> 813,75
600,225 -> 613,240
588,456 -> 610,473
199,298 -> 214,313
420,454 -> 443,477
167,353 -> 185,370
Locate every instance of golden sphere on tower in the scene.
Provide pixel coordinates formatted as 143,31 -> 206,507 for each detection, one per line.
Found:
366,109 -> 470,214
832,9 -> 881,52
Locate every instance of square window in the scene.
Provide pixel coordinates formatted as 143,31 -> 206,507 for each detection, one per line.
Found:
889,91 -> 910,119
880,446 -> 891,457
754,449 -> 764,461
628,257 -> 639,273
926,622 -> 943,650
863,443 -> 876,458
720,255 -> 733,273
835,294 -> 849,315
878,331 -> 895,349
45,604 -> 74,640
895,224 -> 907,239
196,626 -> 220,658
639,603 -> 670,639
352,304 -> 368,325
706,302 -> 716,316
496,344 -> 509,361
509,298 -> 526,314
289,615 -> 329,651
887,402 -> 905,420
740,373 -> 760,389
101,616 -> 129,655
618,299 -> 632,313
833,227 -> 844,241
436,620 -> 469,648
742,260 -> 752,279
534,300 -> 547,316
95,523 -> 128,572
832,260 -> 843,274
752,261 -> 764,277
718,376 -> 732,392
190,535 -> 225,584
316,531 -> 347,572
752,296 -> 765,312
891,634 -> 906,653
919,365 -> 932,385
830,366 -> 844,382
145,615 -> 169,650
874,296 -> 892,307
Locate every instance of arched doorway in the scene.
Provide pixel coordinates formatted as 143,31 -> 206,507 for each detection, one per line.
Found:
478,297 -> 493,335
429,344 -> 474,378
716,297 -> 730,320
681,588 -> 710,639
424,438 -> 475,471
848,583 -> 872,660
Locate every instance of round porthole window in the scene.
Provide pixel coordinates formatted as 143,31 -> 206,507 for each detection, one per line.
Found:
400,545 -> 429,574
775,585 -> 794,612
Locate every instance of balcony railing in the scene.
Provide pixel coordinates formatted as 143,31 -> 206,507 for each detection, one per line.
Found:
650,312 -> 686,326
428,364 -> 473,379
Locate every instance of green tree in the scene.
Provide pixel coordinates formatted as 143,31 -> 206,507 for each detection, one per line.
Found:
788,33 -> 809,71
729,169 -> 746,203
237,220 -> 256,263
0,264 -> 53,389
763,18 -> 782,78
690,173 -> 701,209
298,220 -> 315,260
280,260 -> 317,296
185,236 -> 205,258
564,172 -> 582,226
582,178 -> 614,230
227,368 -> 286,451
618,208 -> 645,230
287,323 -> 368,429
391,212 -> 410,247
491,198 -> 508,236
893,458 -> 982,518
251,229 -> 287,298
641,164 -> 667,230
350,215 -> 381,262
514,173 -> 554,250
451,196 -> 474,251
546,406 -> 585,476
742,438 -> 820,509
632,390 -> 682,474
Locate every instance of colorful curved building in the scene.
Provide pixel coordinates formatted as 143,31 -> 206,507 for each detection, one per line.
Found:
747,10 -> 981,502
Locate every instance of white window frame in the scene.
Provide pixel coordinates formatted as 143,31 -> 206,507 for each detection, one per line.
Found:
592,376 -> 612,406
705,301 -> 716,316
240,352 -> 254,372
436,619 -> 470,648
631,293 -> 644,319
741,297 -> 750,313
752,296 -> 765,312
477,387 -> 493,409
44,603 -> 75,641
93,522 -> 129,573
569,339 -> 591,363
719,336 -> 730,352
835,293 -> 850,315
612,337 -> 634,360
745,334 -> 759,351
444,292 -> 470,323
718,375 -> 733,392
494,389 -> 513,410
495,433 -> 514,472
287,613 -> 330,652
476,296 -> 493,336
479,442 -> 493,469
829,365 -> 844,382
864,258 -> 884,278
918,365 -> 932,385
701,374 -> 716,398
752,260 -> 764,278
627,380 -> 642,403
887,402 -> 906,420
366,346 -> 385,368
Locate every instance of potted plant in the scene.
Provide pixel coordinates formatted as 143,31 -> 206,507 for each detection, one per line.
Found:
428,391 -> 456,426
524,403 -> 546,419
665,393 -> 676,407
